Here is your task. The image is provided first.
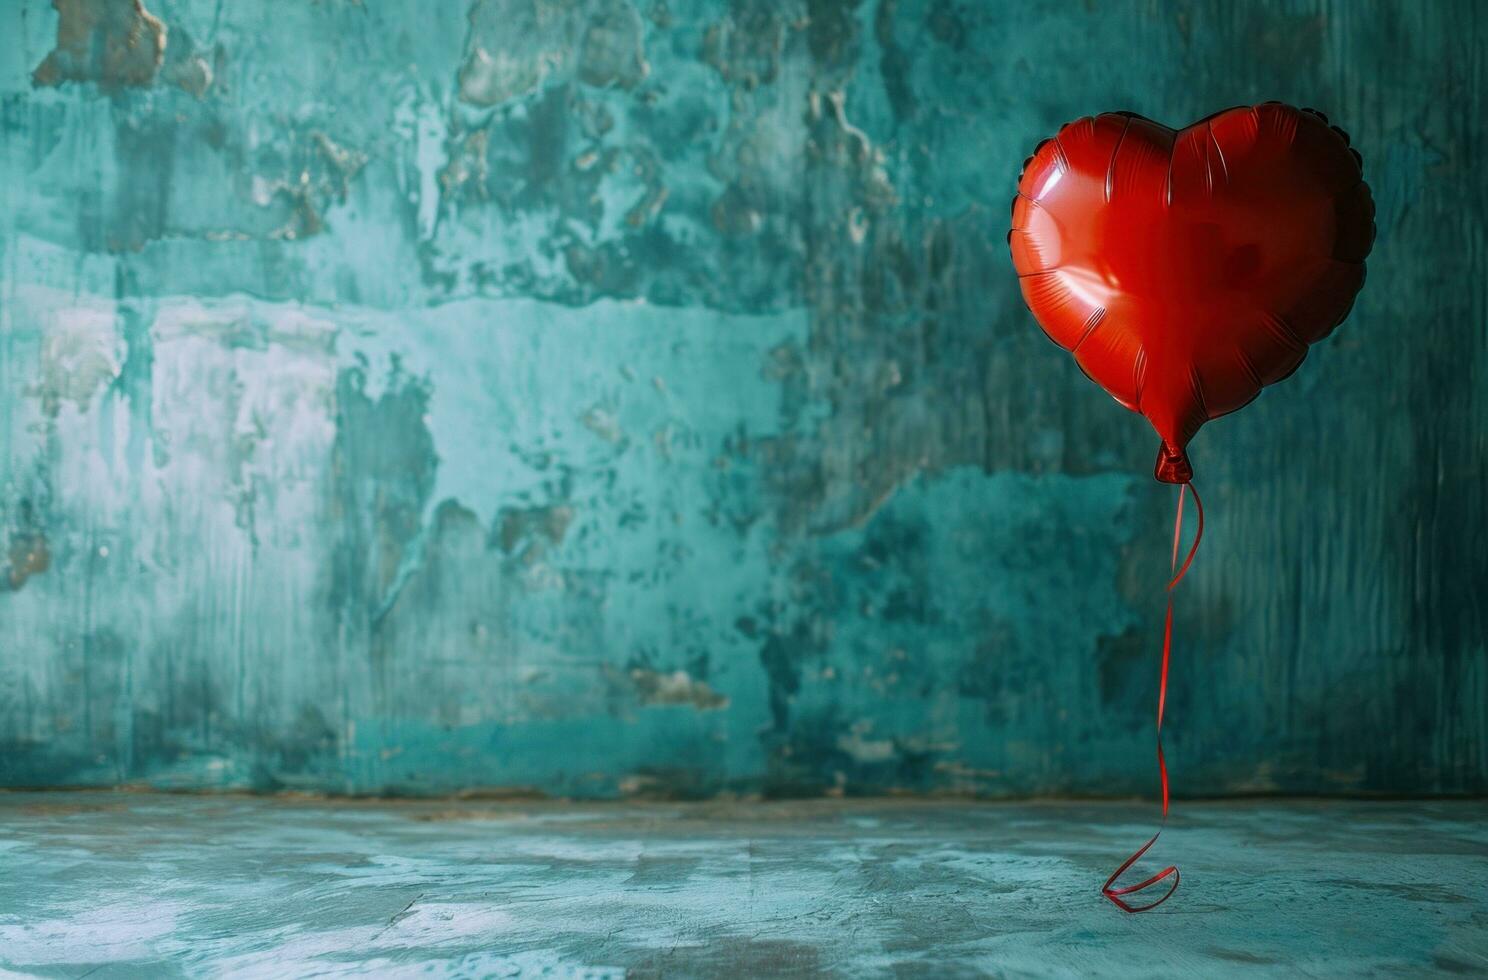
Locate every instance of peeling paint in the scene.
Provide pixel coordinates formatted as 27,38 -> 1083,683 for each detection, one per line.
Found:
30,306 -> 122,416
32,0 -> 167,90
628,668 -> 728,710
31,0 -> 214,97
578,0 -> 650,89
458,0 -> 649,108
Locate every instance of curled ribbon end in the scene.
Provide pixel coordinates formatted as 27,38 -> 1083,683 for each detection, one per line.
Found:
1154,443 -> 1193,484
1103,866 -> 1180,913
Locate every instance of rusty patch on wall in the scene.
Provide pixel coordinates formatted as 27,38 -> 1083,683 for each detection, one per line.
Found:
32,0 -> 213,96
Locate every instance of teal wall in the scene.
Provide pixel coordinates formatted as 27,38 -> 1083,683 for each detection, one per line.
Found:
0,0 -> 1483,797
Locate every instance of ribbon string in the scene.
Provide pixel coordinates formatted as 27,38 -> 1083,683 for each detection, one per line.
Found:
1102,481 -> 1204,913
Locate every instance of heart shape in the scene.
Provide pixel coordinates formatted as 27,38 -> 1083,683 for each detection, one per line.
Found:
1009,103 -> 1375,481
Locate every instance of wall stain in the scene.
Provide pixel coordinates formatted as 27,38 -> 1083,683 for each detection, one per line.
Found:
5,529 -> 51,591
495,503 -> 575,561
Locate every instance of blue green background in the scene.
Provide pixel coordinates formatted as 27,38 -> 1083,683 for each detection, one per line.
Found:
0,0 -> 1482,797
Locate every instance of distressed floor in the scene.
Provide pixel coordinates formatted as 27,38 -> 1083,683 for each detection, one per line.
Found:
0,794 -> 1484,978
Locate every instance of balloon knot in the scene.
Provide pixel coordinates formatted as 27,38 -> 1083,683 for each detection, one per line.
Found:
1154,443 -> 1193,484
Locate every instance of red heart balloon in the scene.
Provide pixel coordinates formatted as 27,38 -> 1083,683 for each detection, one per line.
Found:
1008,103 -> 1375,482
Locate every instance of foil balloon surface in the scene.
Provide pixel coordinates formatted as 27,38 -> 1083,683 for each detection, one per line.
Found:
1008,102 -> 1375,482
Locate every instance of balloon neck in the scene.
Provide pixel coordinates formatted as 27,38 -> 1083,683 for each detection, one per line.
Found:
1154,443 -> 1193,484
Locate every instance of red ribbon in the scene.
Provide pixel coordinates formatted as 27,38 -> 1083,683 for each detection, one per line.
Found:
1102,481 -> 1204,913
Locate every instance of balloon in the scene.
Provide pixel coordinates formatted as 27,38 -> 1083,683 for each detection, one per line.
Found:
1008,103 -> 1375,482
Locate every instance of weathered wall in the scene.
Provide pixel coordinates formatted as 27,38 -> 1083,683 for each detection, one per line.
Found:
0,0 -> 1483,797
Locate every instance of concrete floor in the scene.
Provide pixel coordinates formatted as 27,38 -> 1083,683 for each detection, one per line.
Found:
0,794 -> 1484,978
